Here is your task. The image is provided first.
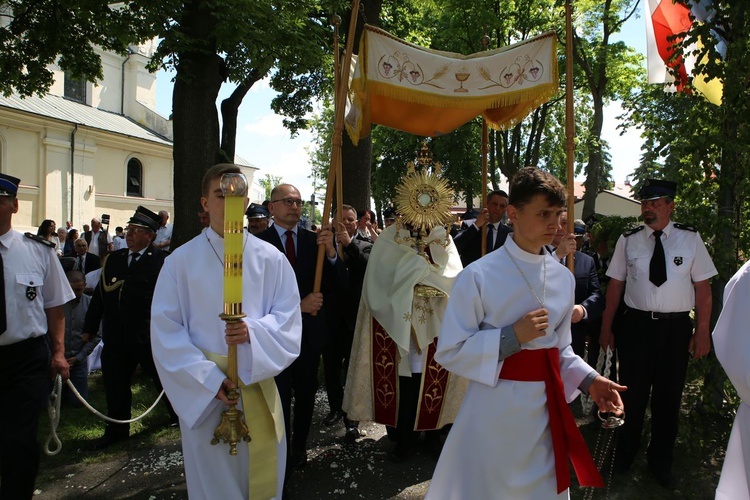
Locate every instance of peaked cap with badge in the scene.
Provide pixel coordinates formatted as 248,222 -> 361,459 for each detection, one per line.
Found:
128,206 -> 162,232
0,173 -> 20,197
246,203 -> 270,219
638,179 -> 677,201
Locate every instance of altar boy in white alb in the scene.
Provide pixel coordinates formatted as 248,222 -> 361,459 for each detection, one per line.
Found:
713,260 -> 750,500
427,168 -> 626,499
151,164 -> 302,500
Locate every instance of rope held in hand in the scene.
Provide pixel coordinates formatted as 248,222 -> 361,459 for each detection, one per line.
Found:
44,374 -> 166,456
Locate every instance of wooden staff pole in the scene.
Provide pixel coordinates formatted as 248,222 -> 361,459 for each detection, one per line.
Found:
480,34 -> 490,257
332,14 -> 345,260
565,0 -> 575,273
313,0 -> 361,298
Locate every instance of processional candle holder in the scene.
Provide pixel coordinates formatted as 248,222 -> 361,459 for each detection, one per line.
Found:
211,172 -> 251,456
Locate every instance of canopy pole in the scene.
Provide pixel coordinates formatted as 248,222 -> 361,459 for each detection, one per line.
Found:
565,0 -> 576,272
313,0 -> 361,300
480,34 -> 490,257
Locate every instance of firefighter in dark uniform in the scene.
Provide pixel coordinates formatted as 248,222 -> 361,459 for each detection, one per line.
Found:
600,179 -> 717,489
0,173 -> 74,498
83,206 -> 176,450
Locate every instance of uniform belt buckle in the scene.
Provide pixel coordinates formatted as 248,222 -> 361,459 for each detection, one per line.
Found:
650,311 -> 659,320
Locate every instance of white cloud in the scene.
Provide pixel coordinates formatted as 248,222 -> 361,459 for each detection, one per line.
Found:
241,113 -> 289,137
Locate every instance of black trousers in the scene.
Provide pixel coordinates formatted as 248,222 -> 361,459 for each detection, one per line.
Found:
614,309 -> 692,472
275,341 -> 321,454
0,336 -> 49,500
100,340 -> 175,439
321,322 -> 356,414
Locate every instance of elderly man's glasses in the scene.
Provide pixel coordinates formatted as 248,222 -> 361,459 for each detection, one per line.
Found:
272,198 -> 304,207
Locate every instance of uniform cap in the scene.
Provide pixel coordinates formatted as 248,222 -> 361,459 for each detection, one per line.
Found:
0,173 -> 20,197
128,206 -> 161,232
245,203 -> 270,219
573,219 -> 586,235
638,179 -> 677,201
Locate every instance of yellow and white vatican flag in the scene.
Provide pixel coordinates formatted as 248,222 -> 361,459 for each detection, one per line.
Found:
345,25 -> 558,145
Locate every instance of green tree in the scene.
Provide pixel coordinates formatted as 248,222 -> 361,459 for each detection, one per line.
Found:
0,0 -> 160,96
570,0 -> 643,220
0,0 -> 337,247
259,173 -> 284,201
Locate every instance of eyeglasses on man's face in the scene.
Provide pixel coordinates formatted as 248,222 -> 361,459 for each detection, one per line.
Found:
272,198 -> 304,207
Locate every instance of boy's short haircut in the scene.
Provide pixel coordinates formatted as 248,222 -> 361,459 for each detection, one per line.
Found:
202,163 -> 242,197
509,167 -> 566,208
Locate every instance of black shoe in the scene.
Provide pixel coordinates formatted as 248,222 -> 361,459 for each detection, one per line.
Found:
290,448 -> 307,470
85,434 -> 127,451
323,410 -> 345,426
344,426 -> 363,443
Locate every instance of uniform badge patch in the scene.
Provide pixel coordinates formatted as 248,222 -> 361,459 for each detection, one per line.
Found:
674,256 -> 683,266
26,286 -> 37,300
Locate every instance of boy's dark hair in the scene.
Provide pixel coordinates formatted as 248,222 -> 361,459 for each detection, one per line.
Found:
509,167 -> 566,208
202,163 -> 242,197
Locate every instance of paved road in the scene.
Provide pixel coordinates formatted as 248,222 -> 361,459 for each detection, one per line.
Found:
34,391 -> 436,499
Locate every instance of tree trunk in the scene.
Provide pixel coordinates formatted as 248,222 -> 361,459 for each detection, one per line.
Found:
582,91 -> 604,220
220,80 -> 254,163
338,0 -> 382,211
489,129 -> 498,190
220,66 -> 270,162
170,1 -> 224,249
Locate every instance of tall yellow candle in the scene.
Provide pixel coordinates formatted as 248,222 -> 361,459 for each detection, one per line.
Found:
221,174 -> 247,308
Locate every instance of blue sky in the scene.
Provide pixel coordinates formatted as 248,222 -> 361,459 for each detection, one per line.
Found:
155,8 -> 648,202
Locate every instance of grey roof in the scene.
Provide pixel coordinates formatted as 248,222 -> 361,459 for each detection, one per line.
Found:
0,93 -> 172,146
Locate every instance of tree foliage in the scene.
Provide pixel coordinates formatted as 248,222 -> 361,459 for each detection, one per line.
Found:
569,0 -> 643,219
0,0 -> 161,96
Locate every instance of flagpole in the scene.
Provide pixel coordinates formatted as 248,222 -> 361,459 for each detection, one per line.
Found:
313,0 -> 360,300
480,34 -> 490,257
565,0 -> 575,272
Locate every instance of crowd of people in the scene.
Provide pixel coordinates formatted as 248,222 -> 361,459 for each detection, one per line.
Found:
0,165 -> 745,500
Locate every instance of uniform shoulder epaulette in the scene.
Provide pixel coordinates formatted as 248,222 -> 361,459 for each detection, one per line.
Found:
24,232 -> 55,248
674,223 -> 698,232
623,225 -> 645,237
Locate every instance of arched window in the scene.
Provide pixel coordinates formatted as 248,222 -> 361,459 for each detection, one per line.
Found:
64,72 -> 86,104
126,158 -> 143,197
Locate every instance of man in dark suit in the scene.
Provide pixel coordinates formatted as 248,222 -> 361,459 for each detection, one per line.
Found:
72,238 -> 101,274
454,190 -> 512,267
551,214 -> 605,365
256,184 -> 348,471
322,204 -> 372,440
83,206 -> 176,450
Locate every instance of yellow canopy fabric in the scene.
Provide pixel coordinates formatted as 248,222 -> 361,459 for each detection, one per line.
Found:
345,26 -> 559,145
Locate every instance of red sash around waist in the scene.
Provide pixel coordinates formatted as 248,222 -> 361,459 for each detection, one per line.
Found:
500,348 -> 603,493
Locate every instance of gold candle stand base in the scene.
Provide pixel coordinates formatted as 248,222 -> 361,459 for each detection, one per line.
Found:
212,310 -> 250,455
211,405 -> 251,455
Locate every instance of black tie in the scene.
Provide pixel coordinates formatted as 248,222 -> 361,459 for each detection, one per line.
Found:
129,252 -> 140,268
0,252 -> 5,334
78,255 -> 83,271
649,230 -> 667,287
486,224 -> 494,253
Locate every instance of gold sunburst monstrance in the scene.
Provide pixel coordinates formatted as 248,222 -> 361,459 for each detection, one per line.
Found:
394,167 -> 454,233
